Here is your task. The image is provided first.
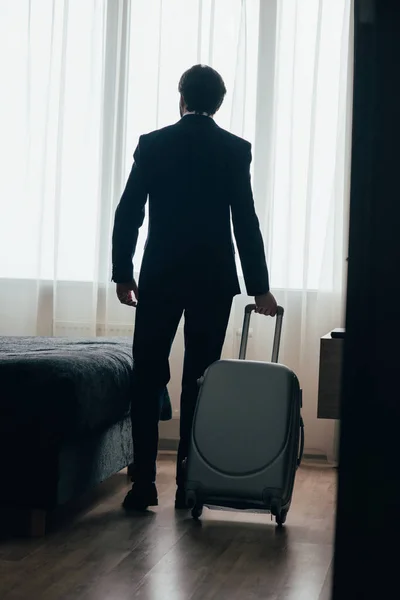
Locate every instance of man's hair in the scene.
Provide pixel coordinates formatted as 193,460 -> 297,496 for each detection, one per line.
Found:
178,65 -> 226,115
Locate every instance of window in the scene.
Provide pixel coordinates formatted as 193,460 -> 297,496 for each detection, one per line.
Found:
0,0 -> 106,281
0,0 -> 349,292
269,0 -> 348,289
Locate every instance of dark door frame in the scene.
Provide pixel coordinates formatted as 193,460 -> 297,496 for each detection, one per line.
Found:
333,1 -> 400,598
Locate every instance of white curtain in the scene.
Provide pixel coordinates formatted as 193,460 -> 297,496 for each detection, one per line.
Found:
0,0 -> 353,460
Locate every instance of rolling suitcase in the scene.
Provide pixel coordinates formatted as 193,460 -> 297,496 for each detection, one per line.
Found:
185,304 -> 304,525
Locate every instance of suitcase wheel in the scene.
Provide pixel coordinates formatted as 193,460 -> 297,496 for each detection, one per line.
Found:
191,505 -> 203,520
275,510 -> 288,527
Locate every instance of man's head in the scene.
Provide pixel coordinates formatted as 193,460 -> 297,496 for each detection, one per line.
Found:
178,64 -> 226,117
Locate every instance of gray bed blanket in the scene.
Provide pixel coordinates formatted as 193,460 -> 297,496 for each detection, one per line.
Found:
0,336 -> 172,442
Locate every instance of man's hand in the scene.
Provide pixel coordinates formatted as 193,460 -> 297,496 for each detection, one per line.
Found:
255,291 -> 278,317
116,281 -> 138,307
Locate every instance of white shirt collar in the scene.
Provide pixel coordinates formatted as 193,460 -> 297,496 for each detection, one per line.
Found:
183,111 -> 212,118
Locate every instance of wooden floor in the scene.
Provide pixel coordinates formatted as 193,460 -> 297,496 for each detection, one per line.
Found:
0,457 -> 336,600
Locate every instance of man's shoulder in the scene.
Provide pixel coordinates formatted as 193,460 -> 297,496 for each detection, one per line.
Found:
139,123 -> 180,145
217,126 -> 251,147
216,126 -> 251,155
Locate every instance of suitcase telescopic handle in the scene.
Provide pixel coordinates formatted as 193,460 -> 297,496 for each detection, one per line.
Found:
238,305 -> 284,362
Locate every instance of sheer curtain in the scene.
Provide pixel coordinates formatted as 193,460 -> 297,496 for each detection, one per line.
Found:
246,0 -> 353,460
0,0 -> 353,460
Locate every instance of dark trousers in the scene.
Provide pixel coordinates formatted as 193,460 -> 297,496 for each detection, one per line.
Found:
130,293 -> 233,486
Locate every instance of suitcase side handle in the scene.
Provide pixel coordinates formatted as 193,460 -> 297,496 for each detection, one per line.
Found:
239,304 -> 284,362
297,415 -> 305,468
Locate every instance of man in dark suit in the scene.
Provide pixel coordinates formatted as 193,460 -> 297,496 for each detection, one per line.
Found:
112,65 -> 277,511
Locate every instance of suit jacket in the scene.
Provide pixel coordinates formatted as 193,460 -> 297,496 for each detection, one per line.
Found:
112,114 -> 270,299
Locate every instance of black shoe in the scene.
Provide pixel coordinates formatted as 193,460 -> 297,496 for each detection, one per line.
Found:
123,482 -> 158,511
175,486 -> 188,510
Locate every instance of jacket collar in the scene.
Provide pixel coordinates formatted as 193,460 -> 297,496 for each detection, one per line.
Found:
177,113 -> 218,128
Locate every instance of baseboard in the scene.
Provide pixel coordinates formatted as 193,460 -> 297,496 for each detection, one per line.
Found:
303,450 -> 328,462
159,417 -> 180,442
159,438 -> 179,452
302,453 -> 334,467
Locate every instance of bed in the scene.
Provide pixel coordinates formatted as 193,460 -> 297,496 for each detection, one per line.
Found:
0,336 -> 170,536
